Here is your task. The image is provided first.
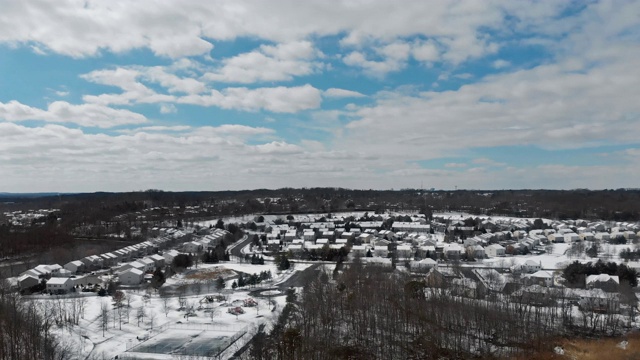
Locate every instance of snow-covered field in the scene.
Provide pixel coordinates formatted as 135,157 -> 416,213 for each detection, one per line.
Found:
31,264 -> 296,360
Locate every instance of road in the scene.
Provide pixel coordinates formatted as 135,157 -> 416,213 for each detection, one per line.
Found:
228,234 -> 251,260
277,264 -> 321,288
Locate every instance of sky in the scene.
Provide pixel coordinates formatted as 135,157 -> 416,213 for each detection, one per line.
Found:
1,0 -> 640,192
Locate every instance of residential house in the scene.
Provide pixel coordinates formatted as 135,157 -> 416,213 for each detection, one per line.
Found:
149,254 -> 165,268
586,274 -> 619,292
526,270 -> 553,287
183,241 -> 204,254
548,234 -> 565,243
64,260 -> 85,274
46,277 -> 74,294
119,268 -> 144,285
522,260 -> 542,274
139,258 -> 156,272
485,244 -> 505,258
396,245 -> 412,259
444,243 -> 463,259
17,274 -> 40,290
410,258 -> 437,271
467,245 -> 485,259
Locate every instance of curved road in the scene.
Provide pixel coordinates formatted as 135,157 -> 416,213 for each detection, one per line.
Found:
228,234 -> 251,260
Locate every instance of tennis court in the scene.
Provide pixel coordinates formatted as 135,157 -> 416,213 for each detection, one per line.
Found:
130,328 -> 235,357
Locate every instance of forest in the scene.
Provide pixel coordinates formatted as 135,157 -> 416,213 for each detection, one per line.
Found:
242,260 -> 633,360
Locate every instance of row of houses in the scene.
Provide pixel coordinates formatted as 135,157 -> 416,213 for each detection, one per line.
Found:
14,227 -> 192,292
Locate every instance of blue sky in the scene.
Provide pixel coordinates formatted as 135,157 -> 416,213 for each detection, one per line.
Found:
1,0 -> 639,192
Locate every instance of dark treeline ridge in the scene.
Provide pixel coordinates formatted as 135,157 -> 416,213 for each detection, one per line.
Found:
242,261 -> 629,360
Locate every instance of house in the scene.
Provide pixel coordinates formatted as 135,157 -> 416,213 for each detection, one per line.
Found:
575,289 -> 620,313
52,269 -> 73,278
563,233 -> 580,243
548,234 -> 565,243
119,268 -> 144,285
341,232 -> 355,240
396,245 -> 413,258
288,244 -> 303,254
139,258 -> 156,272
579,232 -> 595,241
17,274 -> 40,290
373,246 -> 389,258
444,243 -> 463,259
522,260 -> 542,274
81,255 -> 103,270
357,233 -> 373,244
303,231 -> 316,242
586,274 -> 619,292
350,245 -> 368,257
22,268 -> 47,279
410,258 -> 437,271
46,277 -> 74,294
64,260 -> 85,274
183,241 -> 203,254
526,270 -> 553,287
467,245 -> 485,259
485,244 -> 505,258
149,254 -> 165,268
163,249 -> 179,264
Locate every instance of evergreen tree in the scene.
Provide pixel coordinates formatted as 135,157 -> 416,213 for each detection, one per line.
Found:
216,276 -> 225,291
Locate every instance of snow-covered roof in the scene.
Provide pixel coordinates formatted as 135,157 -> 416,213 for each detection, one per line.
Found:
528,270 -> 553,279
586,274 -> 619,285
46,277 -> 71,285
122,268 -> 144,276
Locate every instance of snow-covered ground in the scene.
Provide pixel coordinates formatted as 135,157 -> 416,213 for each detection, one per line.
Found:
29,261 -> 303,360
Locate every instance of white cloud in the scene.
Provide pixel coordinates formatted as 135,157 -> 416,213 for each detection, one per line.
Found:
0,100 -> 148,128
412,40 -> 440,63
0,1 -> 569,62
159,104 -> 177,114
178,84 -> 322,113
492,59 -> 510,69
323,88 -> 365,98
472,158 -> 506,167
203,41 -> 322,83
445,162 -> 467,168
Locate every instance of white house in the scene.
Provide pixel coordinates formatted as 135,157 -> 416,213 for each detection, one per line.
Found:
350,245 -> 368,257
139,258 -> 156,272
46,277 -> 74,294
357,233 -> 373,243
548,234 -> 565,243
163,249 -> 179,264
63,260 -> 85,274
410,258 -> 437,271
149,254 -> 165,268
374,246 -> 389,258
563,233 -> 580,243
522,260 -> 542,274
485,244 -> 506,258
526,270 -> 553,287
444,243 -> 463,259
119,268 -> 144,285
